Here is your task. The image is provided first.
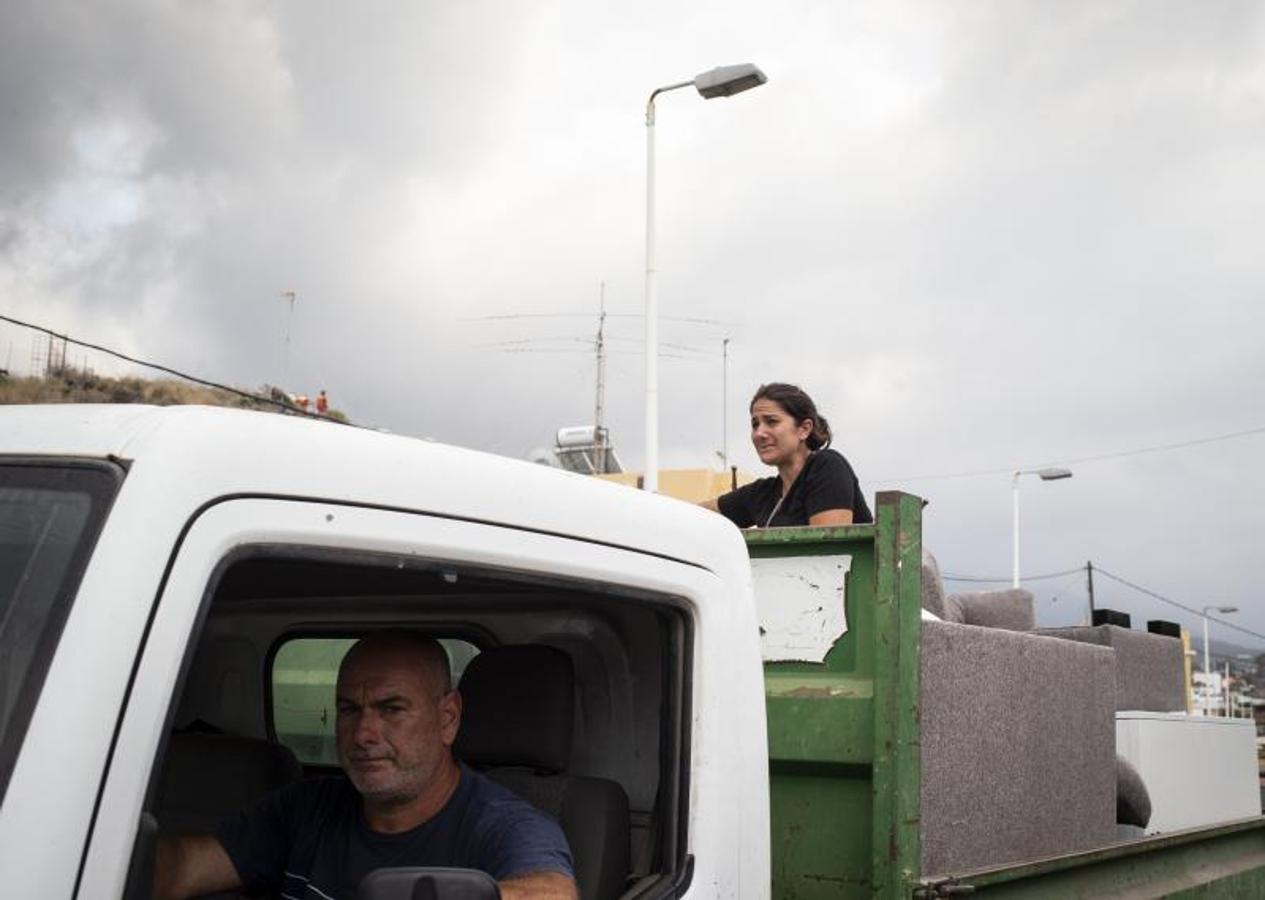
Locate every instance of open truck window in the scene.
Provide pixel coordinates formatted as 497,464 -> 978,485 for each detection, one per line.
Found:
144,543 -> 691,899
0,459 -> 120,801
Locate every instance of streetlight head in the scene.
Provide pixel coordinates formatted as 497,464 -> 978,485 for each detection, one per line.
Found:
1036,467 -> 1073,481
694,63 -> 767,99
1218,605 -> 1240,614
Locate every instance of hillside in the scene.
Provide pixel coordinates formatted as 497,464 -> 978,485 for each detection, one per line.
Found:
0,369 -> 348,422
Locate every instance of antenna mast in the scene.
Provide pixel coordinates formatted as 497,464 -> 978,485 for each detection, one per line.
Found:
280,290 -> 296,387
594,282 -> 608,473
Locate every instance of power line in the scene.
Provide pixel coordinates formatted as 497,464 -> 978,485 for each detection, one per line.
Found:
942,567 -> 1084,583
492,347 -> 697,358
474,336 -> 590,347
606,336 -> 722,355
0,313 -> 329,421
476,335 -> 719,356
1044,570 -> 1089,610
872,425 -> 1265,484
943,561 -> 1263,645
1095,566 -> 1265,644
1041,427 -> 1265,468
465,312 -> 730,327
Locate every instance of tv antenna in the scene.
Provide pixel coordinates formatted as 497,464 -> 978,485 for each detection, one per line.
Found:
594,283 -> 608,472
280,290 -> 296,387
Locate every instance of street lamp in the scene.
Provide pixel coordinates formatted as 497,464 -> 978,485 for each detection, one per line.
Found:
1202,604 -> 1239,678
643,63 -> 766,493
1011,467 -> 1072,587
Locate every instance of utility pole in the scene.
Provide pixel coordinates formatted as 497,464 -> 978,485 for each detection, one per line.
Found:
1086,560 -> 1096,622
280,290 -> 296,388
593,283 -> 608,474
42,332 -> 67,377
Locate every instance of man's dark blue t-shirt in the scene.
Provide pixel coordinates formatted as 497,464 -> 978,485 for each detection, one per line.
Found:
216,766 -> 574,900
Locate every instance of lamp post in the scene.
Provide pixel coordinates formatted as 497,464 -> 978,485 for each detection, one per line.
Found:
1234,654 -> 1255,719
643,64 -> 766,492
1011,467 -> 1073,588
1202,604 -> 1239,678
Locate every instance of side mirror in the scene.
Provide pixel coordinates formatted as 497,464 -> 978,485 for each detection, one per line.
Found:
356,868 -> 501,900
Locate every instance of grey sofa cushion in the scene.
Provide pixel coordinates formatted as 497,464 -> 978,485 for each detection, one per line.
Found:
949,589 -> 1035,631
922,550 -> 965,623
921,551 -> 1032,629
920,621 -> 1117,875
1035,625 -> 1184,712
921,550 -> 949,620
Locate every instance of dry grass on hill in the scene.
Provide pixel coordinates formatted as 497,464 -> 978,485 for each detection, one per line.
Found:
0,369 -> 348,422
1,373 -> 251,407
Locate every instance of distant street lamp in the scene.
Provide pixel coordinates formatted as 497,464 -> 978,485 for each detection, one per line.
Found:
1202,604 -> 1239,678
643,64 -> 766,493
1011,467 -> 1073,588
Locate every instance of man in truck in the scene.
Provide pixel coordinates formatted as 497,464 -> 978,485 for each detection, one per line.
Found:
153,631 -> 578,900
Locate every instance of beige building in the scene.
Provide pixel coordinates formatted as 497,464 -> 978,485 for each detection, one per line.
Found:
598,468 -> 756,504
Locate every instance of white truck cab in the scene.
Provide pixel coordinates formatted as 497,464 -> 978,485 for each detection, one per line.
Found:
0,405 -> 771,900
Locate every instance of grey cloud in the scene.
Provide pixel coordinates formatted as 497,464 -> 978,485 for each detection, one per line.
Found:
3,1 -> 1264,638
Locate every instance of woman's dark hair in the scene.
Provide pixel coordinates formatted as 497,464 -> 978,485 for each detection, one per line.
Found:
750,382 -> 832,451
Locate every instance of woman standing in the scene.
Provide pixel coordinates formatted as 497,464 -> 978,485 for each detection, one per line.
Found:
703,382 -> 871,528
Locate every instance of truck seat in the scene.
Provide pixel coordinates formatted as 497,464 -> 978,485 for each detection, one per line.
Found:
455,645 -> 630,900
154,731 -> 303,835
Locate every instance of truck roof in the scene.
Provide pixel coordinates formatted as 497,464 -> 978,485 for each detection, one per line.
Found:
0,403 -> 749,576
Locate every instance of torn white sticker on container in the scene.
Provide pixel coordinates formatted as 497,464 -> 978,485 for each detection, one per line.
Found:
751,554 -> 852,663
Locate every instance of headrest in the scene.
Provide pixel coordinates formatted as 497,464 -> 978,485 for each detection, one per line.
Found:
455,645 -> 574,773
156,733 -> 302,833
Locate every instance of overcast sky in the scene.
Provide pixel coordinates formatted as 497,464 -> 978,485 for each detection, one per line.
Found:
3,1 -> 1263,645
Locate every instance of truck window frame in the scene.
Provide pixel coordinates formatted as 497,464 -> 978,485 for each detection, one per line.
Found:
117,520 -> 696,898
0,456 -> 124,803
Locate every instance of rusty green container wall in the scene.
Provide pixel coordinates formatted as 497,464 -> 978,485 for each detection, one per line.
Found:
913,818 -> 1265,898
752,492 -> 1265,899
751,491 -> 923,900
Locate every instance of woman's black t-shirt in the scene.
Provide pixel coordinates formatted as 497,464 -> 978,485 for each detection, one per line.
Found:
716,449 -> 872,528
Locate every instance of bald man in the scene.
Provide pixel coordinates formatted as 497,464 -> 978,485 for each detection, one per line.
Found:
155,632 -> 577,900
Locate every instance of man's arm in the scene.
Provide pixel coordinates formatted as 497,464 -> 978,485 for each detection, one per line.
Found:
499,871 -> 578,900
153,835 -> 242,900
